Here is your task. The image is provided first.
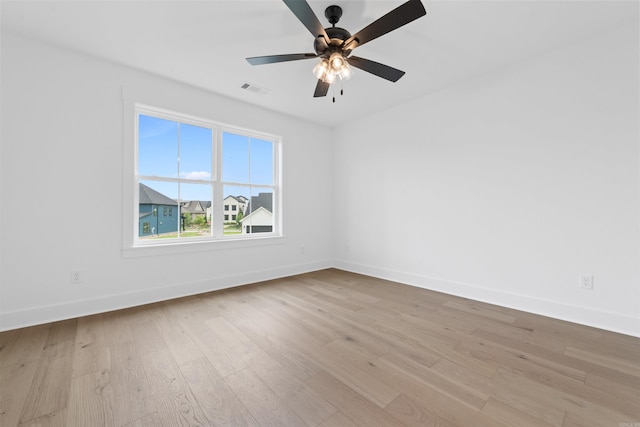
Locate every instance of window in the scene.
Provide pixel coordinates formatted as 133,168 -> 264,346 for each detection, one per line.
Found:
133,104 -> 280,247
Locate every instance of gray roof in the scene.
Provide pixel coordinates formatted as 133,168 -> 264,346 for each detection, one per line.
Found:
247,192 -> 272,215
139,183 -> 177,206
181,200 -> 210,214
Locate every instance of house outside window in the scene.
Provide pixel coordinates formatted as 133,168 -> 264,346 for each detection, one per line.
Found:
133,104 -> 280,246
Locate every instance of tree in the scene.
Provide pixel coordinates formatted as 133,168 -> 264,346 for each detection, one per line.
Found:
183,211 -> 192,228
235,209 -> 244,228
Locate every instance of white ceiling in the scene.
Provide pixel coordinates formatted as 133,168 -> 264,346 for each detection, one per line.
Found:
2,0 -> 636,127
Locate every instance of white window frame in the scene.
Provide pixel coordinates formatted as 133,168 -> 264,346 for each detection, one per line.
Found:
122,87 -> 283,258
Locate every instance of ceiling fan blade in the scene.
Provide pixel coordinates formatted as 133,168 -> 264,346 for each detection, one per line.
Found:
344,0 -> 426,48
283,0 -> 330,44
246,53 -> 317,65
347,56 -> 406,82
313,79 -> 330,97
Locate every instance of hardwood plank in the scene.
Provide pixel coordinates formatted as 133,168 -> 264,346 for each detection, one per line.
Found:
317,411 -> 359,427
18,354 -> 73,424
565,344 -> 640,377
101,310 -> 134,346
381,350 -> 488,410
482,397 -> 555,427
71,315 -> 110,378
139,349 -> 208,426
179,357 -> 258,426
0,324 -> 49,367
224,368 -> 307,426
66,370 -> 114,427
260,300 -> 340,346
0,328 -> 20,362
491,367 -> 634,426
232,315 -> 323,382
375,356 -> 508,427
472,328 -> 640,417
177,313 -> 246,377
584,372 -> 640,413
484,369 -> 567,427
0,360 -> 38,427
306,371 -> 401,427
203,316 -> 255,364
19,408 -> 67,427
107,342 -> 155,426
455,333 -> 586,385
245,346 -> 337,426
128,320 -> 167,356
384,393 -> 457,427
443,300 -> 517,324
153,304 -> 204,365
471,328 -> 587,381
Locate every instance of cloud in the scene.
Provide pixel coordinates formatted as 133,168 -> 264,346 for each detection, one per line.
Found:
180,171 -> 211,180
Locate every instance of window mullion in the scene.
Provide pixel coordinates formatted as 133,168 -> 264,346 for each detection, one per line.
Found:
177,122 -> 181,238
213,127 -> 224,238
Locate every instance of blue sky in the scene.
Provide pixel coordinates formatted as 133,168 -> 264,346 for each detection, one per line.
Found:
138,114 -> 273,202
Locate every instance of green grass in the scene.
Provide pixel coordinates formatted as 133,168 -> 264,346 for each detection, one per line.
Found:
140,224 -> 243,239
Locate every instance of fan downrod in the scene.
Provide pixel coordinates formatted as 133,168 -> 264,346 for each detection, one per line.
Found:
325,5 -> 342,26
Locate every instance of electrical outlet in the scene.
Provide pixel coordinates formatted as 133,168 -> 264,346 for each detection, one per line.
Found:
71,270 -> 83,284
579,275 -> 593,290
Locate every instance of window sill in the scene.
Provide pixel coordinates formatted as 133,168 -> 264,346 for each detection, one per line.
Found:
122,235 -> 286,258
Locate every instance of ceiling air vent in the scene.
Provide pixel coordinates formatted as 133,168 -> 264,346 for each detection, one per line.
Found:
240,82 -> 269,95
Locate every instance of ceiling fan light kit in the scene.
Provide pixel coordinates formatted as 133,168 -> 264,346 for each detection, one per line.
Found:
246,0 -> 427,100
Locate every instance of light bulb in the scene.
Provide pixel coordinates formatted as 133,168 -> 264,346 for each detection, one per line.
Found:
312,59 -> 328,79
329,52 -> 345,71
339,62 -> 353,80
323,71 -> 337,84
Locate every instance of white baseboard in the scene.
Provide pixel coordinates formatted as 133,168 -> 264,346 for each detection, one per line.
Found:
333,260 -> 640,338
3,258 -> 638,338
0,259 -> 332,332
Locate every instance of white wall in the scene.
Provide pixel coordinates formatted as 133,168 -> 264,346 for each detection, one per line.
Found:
2,22 -> 638,337
0,34 -> 333,330
333,23 -> 640,336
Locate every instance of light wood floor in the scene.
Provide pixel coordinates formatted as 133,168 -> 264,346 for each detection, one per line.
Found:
1,269 -> 639,426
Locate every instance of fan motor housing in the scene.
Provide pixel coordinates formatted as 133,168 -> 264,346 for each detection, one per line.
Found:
314,27 -> 352,56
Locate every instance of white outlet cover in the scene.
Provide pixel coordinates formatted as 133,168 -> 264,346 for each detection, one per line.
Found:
580,275 -> 593,290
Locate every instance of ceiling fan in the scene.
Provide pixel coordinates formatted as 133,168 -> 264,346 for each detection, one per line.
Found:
246,0 -> 427,100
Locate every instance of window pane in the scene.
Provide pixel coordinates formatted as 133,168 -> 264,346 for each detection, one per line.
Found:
250,138 -> 274,185
180,123 -> 212,181
138,115 -> 178,177
223,185 -> 250,235
222,132 -> 249,183
139,180 -> 179,239
178,183 -> 212,238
